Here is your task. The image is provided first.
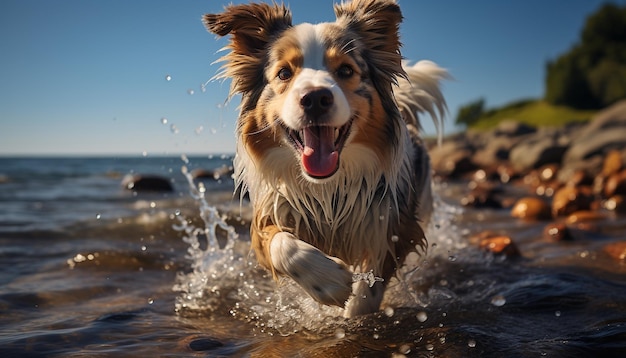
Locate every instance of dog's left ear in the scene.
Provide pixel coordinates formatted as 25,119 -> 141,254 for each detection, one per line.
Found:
203,3 -> 292,98
335,0 -> 405,85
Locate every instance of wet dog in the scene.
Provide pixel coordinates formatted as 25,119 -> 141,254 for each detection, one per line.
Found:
203,0 -> 446,317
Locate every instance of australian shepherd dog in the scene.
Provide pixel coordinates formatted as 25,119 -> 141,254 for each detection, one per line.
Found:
203,0 -> 447,317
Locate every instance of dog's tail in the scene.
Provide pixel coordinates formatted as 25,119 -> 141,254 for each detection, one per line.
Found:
395,60 -> 449,144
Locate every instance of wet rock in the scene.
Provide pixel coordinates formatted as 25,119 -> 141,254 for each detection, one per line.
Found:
601,149 -> 624,177
604,170 -> 626,197
430,139 -> 477,178
565,210 -> 607,224
542,223 -> 574,242
565,169 -> 594,188
188,337 -> 224,351
121,174 -> 174,192
551,186 -> 593,217
604,241 -> 626,261
191,165 -> 234,180
563,100 -> 626,167
479,235 -> 520,257
461,182 -> 504,208
509,134 -> 568,173
604,195 -> 626,214
511,197 -> 552,220
493,119 -> 536,137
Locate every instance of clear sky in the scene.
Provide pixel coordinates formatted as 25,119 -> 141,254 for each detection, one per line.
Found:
1,0 -> 623,156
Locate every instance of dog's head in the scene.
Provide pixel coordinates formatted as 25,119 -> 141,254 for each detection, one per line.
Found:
204,0 -> 405,180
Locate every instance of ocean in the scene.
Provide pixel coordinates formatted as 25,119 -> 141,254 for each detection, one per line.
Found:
1,156 -> 626,357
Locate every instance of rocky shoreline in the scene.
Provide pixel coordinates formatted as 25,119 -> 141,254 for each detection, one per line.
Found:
429,99 -> 626,261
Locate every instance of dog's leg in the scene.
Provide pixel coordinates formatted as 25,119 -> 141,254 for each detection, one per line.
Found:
251,225 -> 353,307
345,280 -> 385,317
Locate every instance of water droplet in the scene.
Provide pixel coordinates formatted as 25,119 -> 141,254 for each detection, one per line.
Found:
161,117 -> 168,125
399,344 -> 411,354
148,298 -> 154,305
95,213 -> 101,220
141,245 -> 147,251
165,74 -> 171,81
448,255 -> 457,262
468,339 -> 476,348
379,215 -> 385,221
195,125 -> 204,135
416,311 -> 428,322
384,306 -> 394,317
334,328 -> 345,339
490,294 -> 506,307
391,235 -> 399,242
142,151 -> 148,157
170,124 -> 179,134
372,333 -> 380,340
425,343 -> 434,351
555,310 -> 561,317
187,89 -> 195,95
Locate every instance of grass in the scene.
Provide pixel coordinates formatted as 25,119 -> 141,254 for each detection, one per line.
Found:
470,99 -> 597,130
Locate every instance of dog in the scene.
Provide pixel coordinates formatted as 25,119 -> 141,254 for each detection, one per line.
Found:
203,0 -> 447,317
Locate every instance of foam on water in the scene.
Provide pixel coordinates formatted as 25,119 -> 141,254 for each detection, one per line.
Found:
173,164 -> 465,333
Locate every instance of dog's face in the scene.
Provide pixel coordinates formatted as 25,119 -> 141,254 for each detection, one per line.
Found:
204,0 -> 405,181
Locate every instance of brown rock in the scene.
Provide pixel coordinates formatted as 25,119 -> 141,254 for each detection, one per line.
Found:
604,170 -> 626,197
511,197 -> 552,220
604,241 -> 626,261
542,223 -> 574,242
552,186 -> 593,217
565,210 -> 607,224
566,170 -> 594,187
604,195 -> 626,213
479,236 -> 520,257
602,149 -> 623,177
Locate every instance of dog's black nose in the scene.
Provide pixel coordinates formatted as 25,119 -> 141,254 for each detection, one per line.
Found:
300,88 -> 334,117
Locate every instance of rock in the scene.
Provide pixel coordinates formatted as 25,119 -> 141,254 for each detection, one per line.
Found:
565,169 -> 594,187
603,195 -> 626,213
542,223 -> 574,242
479,235 -> 520,257
493,119 -> 536,137
430,140 -> 477,178
121,174 -> 174,192
191,165 -> 234,180
551,186 -> 593,217
563,100 -> 626,165
509,134 -> 568,173
460,182 -> 504,208
604,170 -> 626,197
604,241 -> 626,261
511,197 -> 552,220
565,210 -> 607,224
602,149 -> 624,177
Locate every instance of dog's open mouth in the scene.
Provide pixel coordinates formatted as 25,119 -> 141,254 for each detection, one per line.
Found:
285,120 -> 352,179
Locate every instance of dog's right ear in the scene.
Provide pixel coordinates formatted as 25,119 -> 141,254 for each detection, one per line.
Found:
203,4 -> 292,97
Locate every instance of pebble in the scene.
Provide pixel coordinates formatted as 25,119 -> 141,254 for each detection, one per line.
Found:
479,235 -> 520,257
542,223 -> 574,242
604,170 -> 626,197
601,149 -> 623,177
565,210 -> 607,224
604,241 -> 626,261
511,197 -> 552,220
551,186 -> 593,217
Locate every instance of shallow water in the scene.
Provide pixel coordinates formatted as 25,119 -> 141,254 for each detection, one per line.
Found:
1,156 -> 626,357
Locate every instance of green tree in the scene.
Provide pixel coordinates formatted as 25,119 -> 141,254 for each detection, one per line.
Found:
455,98 -> 485,127
545,3 -> 626,109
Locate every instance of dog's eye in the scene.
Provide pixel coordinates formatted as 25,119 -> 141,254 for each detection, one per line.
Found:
277,67 -> 293,81
336,64 -> 354,79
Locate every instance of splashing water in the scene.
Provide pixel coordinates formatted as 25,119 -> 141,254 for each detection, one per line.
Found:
173,166 -> 465,333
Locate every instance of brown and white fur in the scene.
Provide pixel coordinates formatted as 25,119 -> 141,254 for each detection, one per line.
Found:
203,0 -> 447,317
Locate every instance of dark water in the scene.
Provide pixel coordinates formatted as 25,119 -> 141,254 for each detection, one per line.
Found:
1,156 -> 626,357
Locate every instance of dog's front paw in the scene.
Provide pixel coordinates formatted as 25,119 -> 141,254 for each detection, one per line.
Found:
270,232 -> 352,307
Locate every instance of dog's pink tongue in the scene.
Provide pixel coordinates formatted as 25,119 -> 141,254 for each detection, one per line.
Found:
301,126 -> 338,178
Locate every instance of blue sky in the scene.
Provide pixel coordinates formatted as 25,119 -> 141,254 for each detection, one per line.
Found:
1,0 -> 622,156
